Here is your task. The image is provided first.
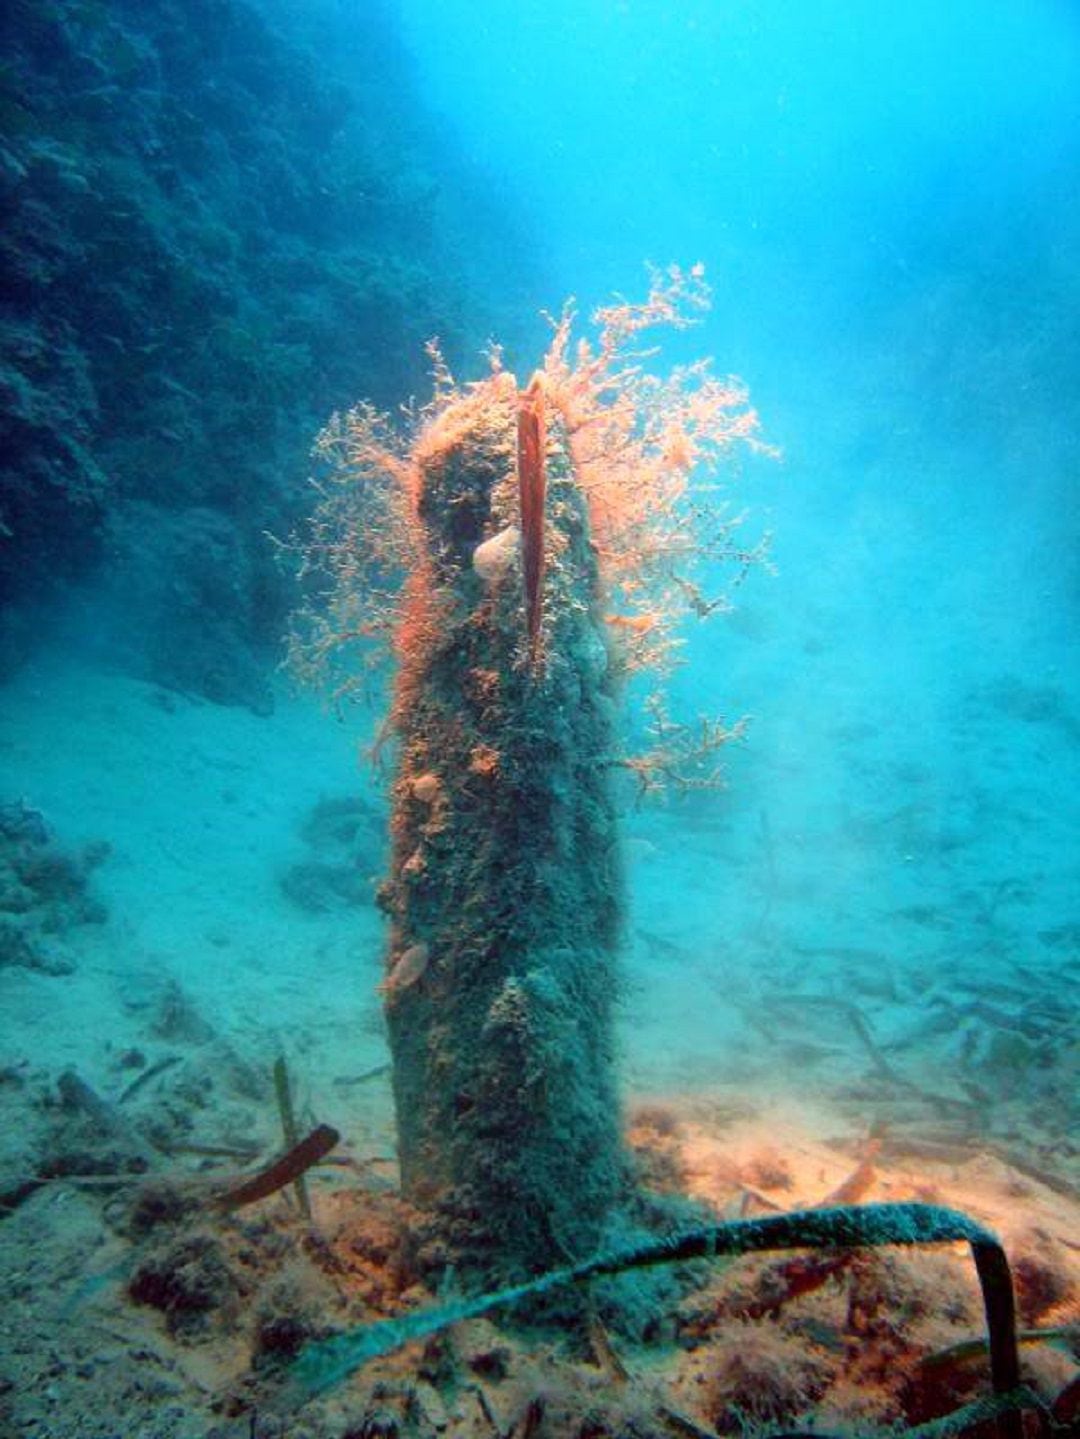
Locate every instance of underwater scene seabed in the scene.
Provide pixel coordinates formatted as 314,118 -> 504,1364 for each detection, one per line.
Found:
1,2 -> 1078,1438
1,277 -> 1076,1436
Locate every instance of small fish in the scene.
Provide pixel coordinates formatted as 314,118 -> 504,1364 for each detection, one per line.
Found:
332,1064 -> 392,1088
604,612 -> 661,634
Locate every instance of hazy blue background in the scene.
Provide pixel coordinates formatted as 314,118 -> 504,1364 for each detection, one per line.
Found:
383,0 -> 1080,847
5,0 -> 1075,1043
3,6 -> 1076,1431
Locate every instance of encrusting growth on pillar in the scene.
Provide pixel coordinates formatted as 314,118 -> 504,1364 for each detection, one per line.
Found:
382,370 -> 622,1287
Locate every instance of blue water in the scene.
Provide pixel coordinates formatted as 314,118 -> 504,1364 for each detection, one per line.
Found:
385,0 -> 1079,715
383,0 -> 1080,993
1,1 -> 1077,1433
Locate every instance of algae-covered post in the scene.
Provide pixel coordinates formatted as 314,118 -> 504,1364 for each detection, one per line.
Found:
380,369 -> 623,1285
289,266 -> 767,1289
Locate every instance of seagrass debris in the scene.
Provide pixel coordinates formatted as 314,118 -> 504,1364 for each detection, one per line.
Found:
332,1063 -> 392,1088
875,1134 -> 1078,1205
57,1067 -> 158,1165
755,987 -> 1077,1173
56,1126 -> 341,1321
55,1062 -> 340,1214
284,1201 -> 1024,1439
921,1323 -> 1078,1371
216,1122 -> 339,1211
58,1124 -> 343,1216
900,1389 -> 1041,1439
116,1054 -> 182,1105
706,1392 -> 1044,1439
272,1053 -> 310,1218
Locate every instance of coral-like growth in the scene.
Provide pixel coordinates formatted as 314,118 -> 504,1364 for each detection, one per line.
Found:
618,695 -> 751,796
539,264 -> 774,675
287,267 -> 769,734
284,403 -> 418,710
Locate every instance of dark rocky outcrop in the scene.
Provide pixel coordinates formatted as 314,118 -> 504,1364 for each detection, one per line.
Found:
0,0 -> 538,704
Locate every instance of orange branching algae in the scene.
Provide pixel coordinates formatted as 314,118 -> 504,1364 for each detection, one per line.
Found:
283,402 -> 420,709
543,266 -> 770,659
538,263 -> 773,673
287,264 -> 770,723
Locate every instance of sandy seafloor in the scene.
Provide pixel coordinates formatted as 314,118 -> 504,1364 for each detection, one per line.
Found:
0,646 -> 1077,1436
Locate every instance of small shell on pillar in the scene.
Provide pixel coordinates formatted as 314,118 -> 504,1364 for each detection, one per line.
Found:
472,525 -> 520,584
402,846 -> 426,877
410,772 -> 441,804
378,941 -> 430,997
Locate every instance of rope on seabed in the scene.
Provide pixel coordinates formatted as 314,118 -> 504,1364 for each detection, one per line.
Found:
283,1200 -> 1027,1439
